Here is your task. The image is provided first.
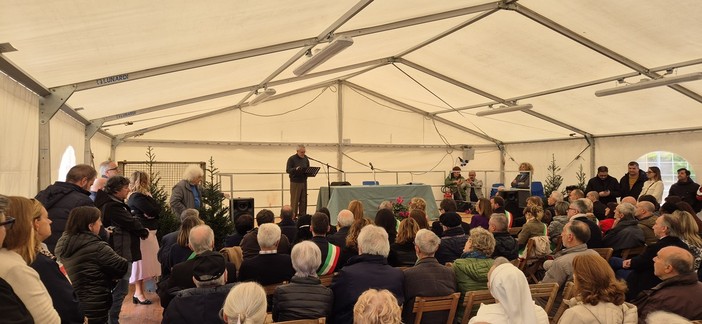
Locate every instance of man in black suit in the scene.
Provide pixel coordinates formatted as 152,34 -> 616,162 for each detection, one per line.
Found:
567,199 -> 603,248
586,191 -> 607,220
159,224 -> 237,308
310,212 -> 341,274
277,205 -> 297,242
238,223 -> 295,285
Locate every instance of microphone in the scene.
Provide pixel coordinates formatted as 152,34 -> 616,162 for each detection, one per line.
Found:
369,162 -> 374,170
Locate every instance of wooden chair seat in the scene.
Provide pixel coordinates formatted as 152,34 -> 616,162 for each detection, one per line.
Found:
621,246 -> 646,259
319,273 -> 334,287
592,247 -> 613,261
528,282 -> 559,315
462,283 -> 559,324
412,292 -> 461,324
273,318 -> 325,324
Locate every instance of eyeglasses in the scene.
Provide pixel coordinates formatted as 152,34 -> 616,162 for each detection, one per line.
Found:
0,216 -> 15,229
646,171 -> 654,174
107,167 -> 119,172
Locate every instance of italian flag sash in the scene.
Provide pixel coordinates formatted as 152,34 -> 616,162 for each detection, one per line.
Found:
318,243 -> 341,276
505,210 -> 513,228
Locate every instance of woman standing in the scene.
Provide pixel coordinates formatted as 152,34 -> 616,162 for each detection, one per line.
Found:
1,196 -> 60,323
26,197 -> 84,323
56,206 -> 129,324
639,166 -> 663,203
559,253 -> 637,323
127,171 -> 162,305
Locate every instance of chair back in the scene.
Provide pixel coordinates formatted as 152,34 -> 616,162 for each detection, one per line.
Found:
621,245 -> 646,259
551,281 -> 575,324
273,318 -> 325,324
508,227 -> 522,237
528,282 -> 559,314
412,292 -> 461,324
461,289 -> 495,324
263,282 -> 288,296
319,273 -> 334,287
592,247 -> 614,261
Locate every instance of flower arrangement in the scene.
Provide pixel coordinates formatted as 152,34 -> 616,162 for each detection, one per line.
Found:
392,196 -> 409,221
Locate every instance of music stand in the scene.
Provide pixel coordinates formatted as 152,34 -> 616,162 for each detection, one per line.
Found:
303,167 -> 320,177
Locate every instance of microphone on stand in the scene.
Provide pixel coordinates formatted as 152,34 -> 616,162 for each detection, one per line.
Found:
369,162 -> 374,170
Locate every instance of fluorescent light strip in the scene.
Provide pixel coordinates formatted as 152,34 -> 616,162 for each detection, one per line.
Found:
249,88 -> 276,106
475,104 -> 533,117
293,36 -> 354,76
595,72 -> 702,97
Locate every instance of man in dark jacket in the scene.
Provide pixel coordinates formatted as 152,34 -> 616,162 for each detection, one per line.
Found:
331,225 -> 404,324
277,205 -> 297,242
634,246 -> 702,322
162,251 -> 234,324
403,229 -> 456,324
489,214 -> 518,260
327,209 -> 353,248
620,161 -> 648,199
585,166 -> 621,204
35,164 -> 97,253
568,199 -> 603,248
240,209 -> 291,259
310,212 -> 341,274
668,168 -> 701,212
586,191 -> 608,220
434,212 -> 468,265
238,223 -> 295,285
602,203 -> 645,257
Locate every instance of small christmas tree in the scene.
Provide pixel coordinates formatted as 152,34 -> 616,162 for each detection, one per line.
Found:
575,164 -> 587,192
145,146 -> 179,241
544,154 -> 563,197
198,157 -> 233,250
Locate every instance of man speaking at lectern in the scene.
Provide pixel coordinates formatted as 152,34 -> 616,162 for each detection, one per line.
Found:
286,144 -> 310,217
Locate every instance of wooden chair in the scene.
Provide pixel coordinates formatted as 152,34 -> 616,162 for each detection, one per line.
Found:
319,273 -> 334,287
273,318 -> 325,324
508,227 -> 522,237
551,281 -> 575,324
621,246 -> 646,259
528,282 -> 559,315
592,247 -> 614,261
263,281 -> 288,296
690,320 -> 702,324
518,238 -> 548,283
461,289 -> 495,324
411,292 -> 461,324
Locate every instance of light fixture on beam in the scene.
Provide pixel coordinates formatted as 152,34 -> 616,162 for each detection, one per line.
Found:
475,104 -> 533,117
293,36 -> 354,76
595,72 -> 702,97
249,88 -> 276,106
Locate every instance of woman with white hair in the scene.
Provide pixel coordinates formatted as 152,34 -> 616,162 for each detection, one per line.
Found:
272,241 -> 333,322
468,257 -> 549,324
221,282 -> 267,324
169,165 -> 204,217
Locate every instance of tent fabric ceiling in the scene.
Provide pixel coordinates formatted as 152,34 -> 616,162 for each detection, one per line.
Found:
1,0 -> 701,145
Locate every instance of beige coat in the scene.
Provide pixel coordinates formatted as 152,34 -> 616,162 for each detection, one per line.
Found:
559,298 -> 637,324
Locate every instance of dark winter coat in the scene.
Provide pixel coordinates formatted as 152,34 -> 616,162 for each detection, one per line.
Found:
278,219 -> 298,243
585,175 -> 621,204
272,276 -> 333,322
238,253 -> 295,285
331,254 -> 404,324
327,226 -> 350,248
402,257 -> 456,324
0,278 -> 33,324
634,272 -> 702,323
158,231 -> 178,279
160,254 -> 237,308
35,181 -> 94,253
30,253 -> 84,324
625,236 -> 689,300
435,226 -> 468,265
620,170 -> 648,199
602,219 -> 645,257
669,179 -> 701,212
573,215 -> 604,248
240,227 -> 291,259
55,232 -> 128,323
95,190 -> 148,262
492,231 -> 519,260
389,241 -> 418,267
162,283 -> 234,324
127,192 -> 161,230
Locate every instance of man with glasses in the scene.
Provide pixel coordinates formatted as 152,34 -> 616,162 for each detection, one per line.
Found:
567,199 -> 603,248
90,161 -> 120,201
35,164 -> 97,253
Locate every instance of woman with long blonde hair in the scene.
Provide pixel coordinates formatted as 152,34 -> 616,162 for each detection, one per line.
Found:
670,210 -> 702,271
348,200 -> 365,220
389,218 -> 420,267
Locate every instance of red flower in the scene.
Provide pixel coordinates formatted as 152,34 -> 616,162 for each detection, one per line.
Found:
396,196 -> 404,204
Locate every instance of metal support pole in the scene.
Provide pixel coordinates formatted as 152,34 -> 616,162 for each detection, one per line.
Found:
337,80 -> 344,181
84,119 -> 104,165
38,85 -> 77,189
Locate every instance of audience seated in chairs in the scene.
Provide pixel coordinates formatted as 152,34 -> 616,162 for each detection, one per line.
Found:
517,205 -> 547,250
559,253 -> 637,323
165,213 -> 204,278
331,225 -> 404,324
159,209 -> 201,278
469,257 -> 549,324
453,227 -> 495,323
272,241 -> 333,322
488,214 -> 518,260
602,203 -> 645,257
375,208 -> 398,245
162,251 -> 234,324
222,282 -> 267,324
239,223 -> 295,286
568,199 -> 603,248
403,229 -> 457,324
339,217 -> 372,270
241,209 -> 292,258
548,201 -> 570,244
327,209 -> 353,248
353,289 -> 402,324
634,201 -> 657,245
348,200 -> 365,221
225,213 -> 254,247
669,210 -> 702,272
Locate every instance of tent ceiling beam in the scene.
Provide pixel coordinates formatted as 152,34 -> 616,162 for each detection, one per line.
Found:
0,54 -> 50,96
113,82 -> 336,140
344,81 -> 501,145
122,138 -> 490,149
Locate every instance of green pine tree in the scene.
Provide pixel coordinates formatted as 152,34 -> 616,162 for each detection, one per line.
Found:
198,157 -> 233,250
146,146 -> 180,242
544,154 -> 563,197
575,164 -> 587,192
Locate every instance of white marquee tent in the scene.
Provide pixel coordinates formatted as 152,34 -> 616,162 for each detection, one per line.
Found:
2,0 -> 701,212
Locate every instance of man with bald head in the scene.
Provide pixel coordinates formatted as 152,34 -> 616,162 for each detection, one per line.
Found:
621,196 -> 638,205
635,201 -> 658,245
634,246 -> 702,322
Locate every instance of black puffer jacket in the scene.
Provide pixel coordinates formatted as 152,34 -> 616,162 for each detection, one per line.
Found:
272,276 -> 333,322
95,190 -> 148,262
492,231 -> 519,260
55,232 -> 128,323
35,182 -> 94,253
127,192 -> 162,230
435,226 -> 468,265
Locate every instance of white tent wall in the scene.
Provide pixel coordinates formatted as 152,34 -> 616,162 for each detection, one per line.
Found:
49,110 -> 85,182
0,73 -> 39,196
90,132 -> 113,164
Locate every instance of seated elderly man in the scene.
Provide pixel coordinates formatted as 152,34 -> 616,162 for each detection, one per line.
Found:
634,246 -> 702,321
327,209 -> 354,248
272,241 -> 333,322
488,214 -> 518,260
602,202 -> 645,257
636,201 -> 658,245
403,229 -> 456,324
162,251 -> 234,323
331,225 -> 404,324
240,209 -> 292,258
238,223 -> 295,286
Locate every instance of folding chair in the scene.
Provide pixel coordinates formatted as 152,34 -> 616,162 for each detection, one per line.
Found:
592,247 -> 613,261
551,281 -> 575,324
411,292 -> 461,324
621,246 -> 646,259
518,238 -> 548,283
461,289 -> 495,324
319,273 -> 334,287
528,282 -> 559,315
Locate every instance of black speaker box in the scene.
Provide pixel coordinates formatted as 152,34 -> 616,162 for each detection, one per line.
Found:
230,197 -> 254,223
499,190 -> 530,209
330,181 -> 351,186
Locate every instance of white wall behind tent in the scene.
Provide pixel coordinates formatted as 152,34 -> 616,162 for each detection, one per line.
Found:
50,110 -> 85,181
90,132 -> 113,164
